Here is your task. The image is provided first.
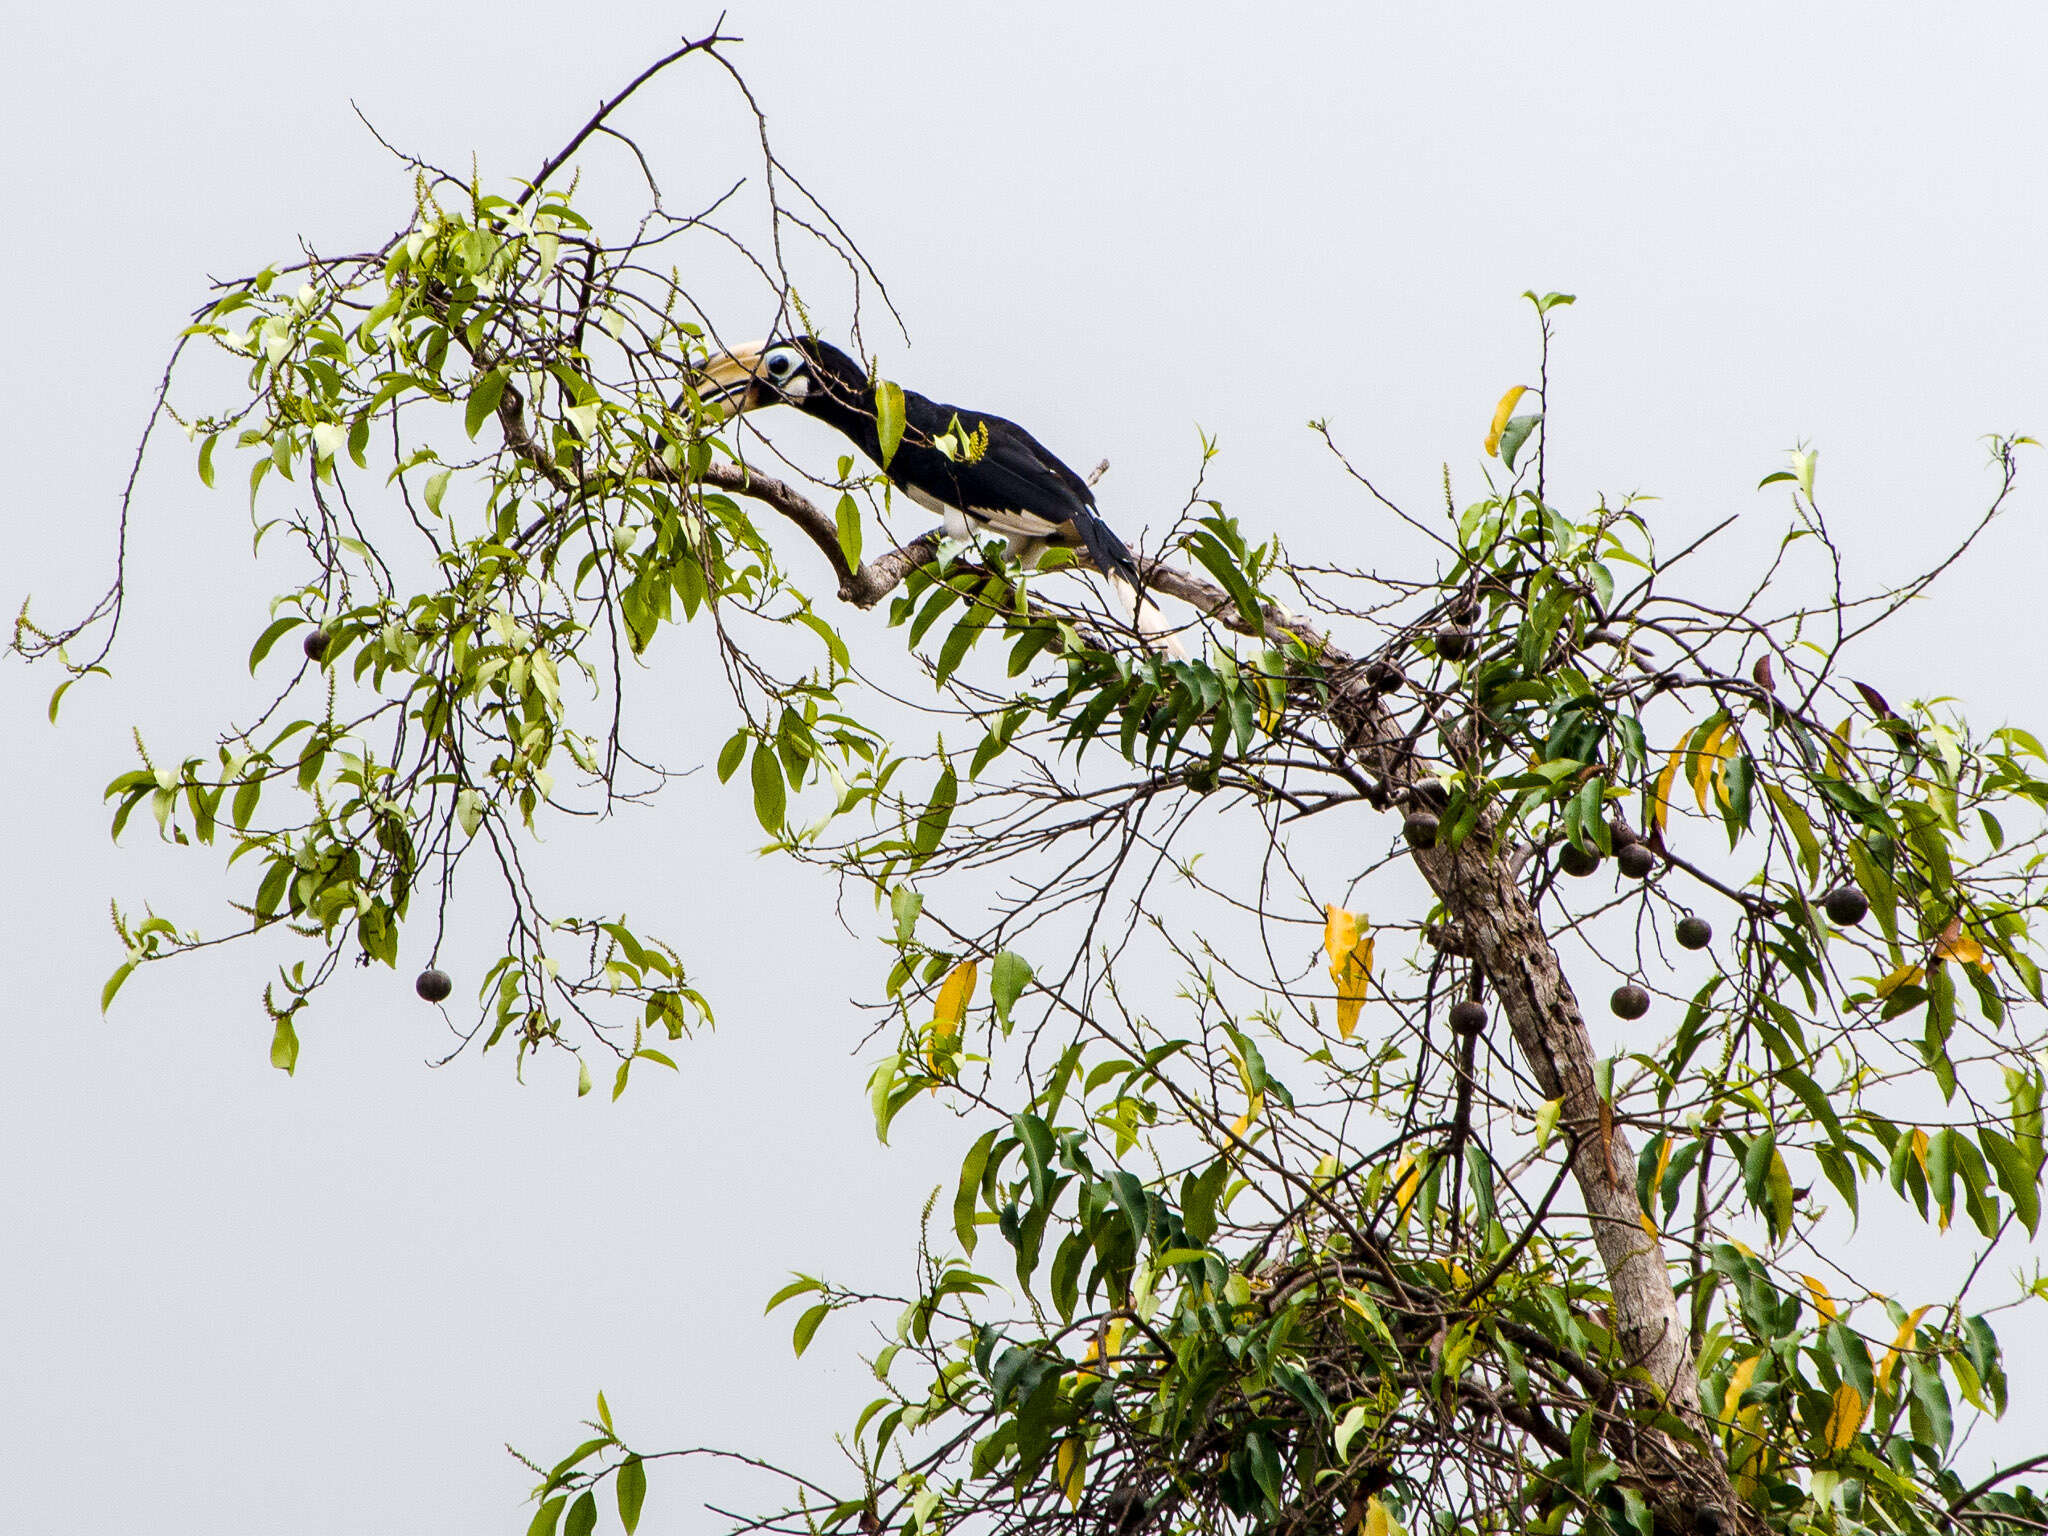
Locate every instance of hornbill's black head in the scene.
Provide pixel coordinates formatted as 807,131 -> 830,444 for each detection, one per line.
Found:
691,335 -> 868,417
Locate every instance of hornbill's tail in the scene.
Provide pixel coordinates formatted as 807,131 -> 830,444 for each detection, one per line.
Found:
1071,509 -> 1188,659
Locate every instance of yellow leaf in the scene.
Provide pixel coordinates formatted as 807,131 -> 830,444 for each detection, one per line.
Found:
1824,1382 -> 1864,1453
1324,903 -> 1374,1039
1800,1275 -> 1838,1322
1056,1437 -> 1086,1507
1873,964 -> 1925,999
1933,921 -> 1989,970
1324,903 -> 1359,964
925,959 -> 978,1078
1392,1153 -> 1422,1224
1652,1134 -> 1675,1196
1639,1211 -> 1659,1238
1105,1317 -> 1125,1361
1335,958 -> 1371,1040
1653,742 -> 1685,832
1229,1091 -> 1265,1140
1722,1353 -> 1761,1433
1875,1305 -> 1931,1392
1485,386 -> 1528,457
933,959 -> 977,1036
1692,718 -> 1733,813
1827,716 -> 1853,777
1909,1128 -> 1930,1177
1365,1495 -> 1394,1536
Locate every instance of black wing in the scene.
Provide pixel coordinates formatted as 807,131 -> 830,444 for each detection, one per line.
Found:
890,393 -> 1138,584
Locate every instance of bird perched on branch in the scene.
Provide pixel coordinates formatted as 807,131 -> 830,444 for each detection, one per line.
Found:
693,336 -> 1182,652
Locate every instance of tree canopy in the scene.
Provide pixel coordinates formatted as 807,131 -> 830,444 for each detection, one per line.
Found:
17,37 -> 2048,1536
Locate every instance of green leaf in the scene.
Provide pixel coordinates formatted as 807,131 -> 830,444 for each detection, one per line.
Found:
716,730 -> 749,784
1979,1127 -> 2040,1234
101,961 -> 135,1015
991,950 -> 1031,1028
423,467 -> 452,516
248,616 -> 305,675
875,379 -> 906,467
765,1275 -> 824,1312
954,1126 -> 1002,1254
892,886 -> 923,946
912,764 -> 957,858
270,1015 -> 300,1076
750,743 -> 787,832
792,1301 -> 831,1356
1181,1159 -> 1228,1245
616,1456 -> 647,1534
527,1496 -> 568,1536
1498,413 -> 1542,470
565,1490 -> 598,1536
1183,533 -> 1264,638
835,493 -> 863,568
465,367 -> 509,438
1763,781 -> 1821,883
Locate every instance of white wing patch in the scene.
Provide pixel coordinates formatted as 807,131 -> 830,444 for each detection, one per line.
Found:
965,505 -> 1064,539
902,482 -> 1065,544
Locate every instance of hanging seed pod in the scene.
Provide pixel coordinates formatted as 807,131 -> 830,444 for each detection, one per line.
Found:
1822,886 -> 1869,926
1558,844 -> 1602,878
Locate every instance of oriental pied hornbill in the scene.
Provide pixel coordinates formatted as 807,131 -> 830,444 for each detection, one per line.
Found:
693,336 -> 1180,651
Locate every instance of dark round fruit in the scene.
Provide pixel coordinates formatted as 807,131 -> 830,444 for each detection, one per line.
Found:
1610,984 -> 1650,1020
1822,886 -> 1870,927
1367,662 -> 1406,693
302,628 -> 332,663
1435,627 -> 1475,660
1607,818 -> 1640,849
1557,843 -> 1602,878
1675,915 -> 1713,951
1449,1000 -> 1487,1035
414,967 -> 453,1003
1616,842 -> 1657,880
1403,810 -> 1440,849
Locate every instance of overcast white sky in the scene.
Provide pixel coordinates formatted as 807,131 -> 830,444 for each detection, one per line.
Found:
5,3 -> 2047,1533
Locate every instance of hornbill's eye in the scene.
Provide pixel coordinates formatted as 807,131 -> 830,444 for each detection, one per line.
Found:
762,346 -> 802,380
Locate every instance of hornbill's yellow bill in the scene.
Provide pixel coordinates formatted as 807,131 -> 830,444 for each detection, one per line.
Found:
691,341 -> 780,413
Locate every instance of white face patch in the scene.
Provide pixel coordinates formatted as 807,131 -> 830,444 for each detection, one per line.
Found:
759,343 -> 808,395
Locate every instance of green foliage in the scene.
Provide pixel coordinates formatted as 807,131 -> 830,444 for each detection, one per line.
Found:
26,50 -> 2048,1536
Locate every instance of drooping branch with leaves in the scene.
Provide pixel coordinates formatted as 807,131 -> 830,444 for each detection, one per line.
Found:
17,38 -> 2048,1536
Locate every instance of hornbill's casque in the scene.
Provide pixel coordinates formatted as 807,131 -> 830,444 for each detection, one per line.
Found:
693,336 -> 1181,651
